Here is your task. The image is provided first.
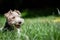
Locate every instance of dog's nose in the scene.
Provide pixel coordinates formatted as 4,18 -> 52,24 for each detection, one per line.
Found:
19,22 -> 21,24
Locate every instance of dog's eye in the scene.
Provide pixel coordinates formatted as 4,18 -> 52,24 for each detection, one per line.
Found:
12,17 -> 15,19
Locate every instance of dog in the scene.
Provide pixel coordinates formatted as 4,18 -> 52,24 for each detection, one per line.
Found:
3,9 -> 24,31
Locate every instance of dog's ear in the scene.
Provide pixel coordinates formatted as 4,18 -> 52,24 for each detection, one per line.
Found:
14,10 -> 21,16
4,10 -> 13,18
4,13 -> 9,18
8,9 -> 12,14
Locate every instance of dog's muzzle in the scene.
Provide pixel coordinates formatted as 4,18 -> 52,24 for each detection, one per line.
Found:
14,22 -> 22,28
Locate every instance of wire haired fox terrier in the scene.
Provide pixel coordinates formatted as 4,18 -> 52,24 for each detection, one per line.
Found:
3,10 -> 24,31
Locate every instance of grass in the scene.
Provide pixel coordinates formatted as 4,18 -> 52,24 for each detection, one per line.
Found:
0,15 -> 60,40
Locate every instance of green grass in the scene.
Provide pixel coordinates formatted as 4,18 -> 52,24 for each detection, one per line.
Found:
0,15 -> 60,40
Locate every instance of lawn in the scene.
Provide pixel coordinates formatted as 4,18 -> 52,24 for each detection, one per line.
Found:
0,15 -> 60,40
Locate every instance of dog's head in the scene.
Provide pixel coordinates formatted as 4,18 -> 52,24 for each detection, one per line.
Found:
4,9 -> 24,28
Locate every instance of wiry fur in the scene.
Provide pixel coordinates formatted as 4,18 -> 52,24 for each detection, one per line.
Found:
3,9 -> 24,31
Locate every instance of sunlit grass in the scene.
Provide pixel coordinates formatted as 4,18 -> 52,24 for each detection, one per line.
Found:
0,15 -> 60,40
